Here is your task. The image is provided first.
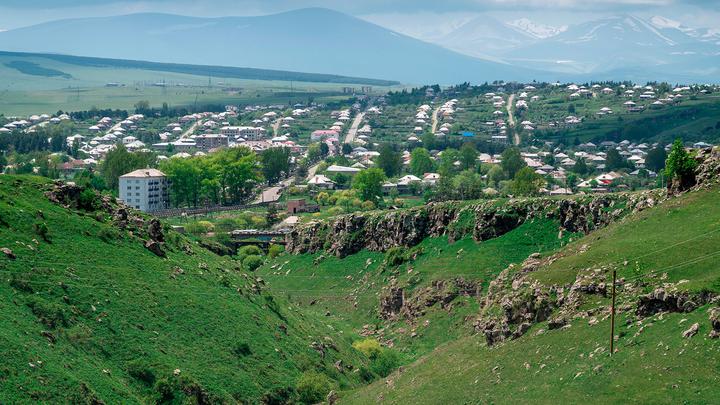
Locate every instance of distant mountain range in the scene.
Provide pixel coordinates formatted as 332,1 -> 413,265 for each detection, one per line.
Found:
0,8 -> 717,84
0,8 -> 545,85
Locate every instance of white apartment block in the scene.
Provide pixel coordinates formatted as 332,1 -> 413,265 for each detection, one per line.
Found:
118,169 -> 171,212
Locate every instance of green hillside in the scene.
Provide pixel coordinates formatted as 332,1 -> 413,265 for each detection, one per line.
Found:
0,176 -> 371,403
345,185 -> 720,404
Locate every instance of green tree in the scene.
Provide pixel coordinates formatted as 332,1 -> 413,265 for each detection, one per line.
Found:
261,147 -> 290,184
645,146 -> 667,172
605,148 -> 625,170
352,168 -> 386,201
487,165 -> 505,188
460,143 -> 478,170
512,167 -> 543,196
438,148 -> 460,176
376,143 -> 402,177
573,158 -> 588,175
409,147 -> 434,177
452,170 -> 484,200
665,139 -> 697,186
100,144 -> 155,192
501,147 -> 525,178
341,143 -> 353,155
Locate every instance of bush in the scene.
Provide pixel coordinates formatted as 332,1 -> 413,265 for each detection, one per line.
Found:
268,244 -> 284,259
370,349 -> 400,378
384,247 -> 407,267
243,255 -> 264,271
33,222 -> 51,242
239,245 -> 263,257
326,206 -> 344,216
233,342 -> 252,357
127,359 -> 157,386
77,188 -> 99,211
361,200 -> 375,211
185,221 -> 214,235
296,371 -> 333,404
98,227 -> 120,243
352,338 -> 383,357
26,297 -> 69,328
261,386 -> 297,405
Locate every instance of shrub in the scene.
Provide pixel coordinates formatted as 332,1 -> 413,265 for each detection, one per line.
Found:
233,342 -> 252,357
26,297 -> 69,328
185,221 -> 214,235
77,188 -> 99,211
261,386 -> 297,405
33,222 -> 51,242
127,359 -> 157,386
384,247 -> 407,267
268,244 -> 284,259
352,338 -> 383,357
370,349 -> 400,378
243,255 -> 264,271
296,371 -> 333,404
239,245 -> 263,257
326,206 -> 344,216
98,227 -> 120,243
361,200 -> 375,211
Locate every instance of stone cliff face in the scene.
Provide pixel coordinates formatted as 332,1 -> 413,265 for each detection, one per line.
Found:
286,191 -> 663,258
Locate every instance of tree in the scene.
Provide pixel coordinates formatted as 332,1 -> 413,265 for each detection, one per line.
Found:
0,154 -> 6,172
645,146 -> 667,172
512,167 -> 543,196
134,100 -> 150,113
319,142 -> 329,157
665,139 -> 697,188
460,143 -> 478,170
573,158 -> 588,175
501,147 -> 525,178
409,147 -> 434,177
261,147 -> 290,184
100,144 -> 155,191
352,168 -> 386,201
341,143 -> 353,155
605,148 -> 625,170
376,144 -> 402,177
438,148 -> 460,176
487,165 -> 505,188
452,170 -> 484,200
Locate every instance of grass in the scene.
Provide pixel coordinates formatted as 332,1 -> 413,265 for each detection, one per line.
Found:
533,186 -> 720,293
345,307 -> 720,404
0,175 -> 371,403
345,185 -> 720,403
258,217 -> 580,359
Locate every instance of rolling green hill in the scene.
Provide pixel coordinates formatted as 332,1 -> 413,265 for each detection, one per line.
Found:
0,51 -> 399,116
0,176 -> 372,403
341,182 -> 720,403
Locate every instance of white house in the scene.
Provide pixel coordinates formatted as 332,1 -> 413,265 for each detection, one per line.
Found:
118,169 -> 170,212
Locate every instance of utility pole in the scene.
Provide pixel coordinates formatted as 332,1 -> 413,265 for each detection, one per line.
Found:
610,269 -> 617,356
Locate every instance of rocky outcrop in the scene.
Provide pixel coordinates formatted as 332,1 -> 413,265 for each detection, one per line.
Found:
380,278 -> 479,321
709,307 -> 720,339
688,146 -> 720,191
287,192 -> 662,258
635,287 -> 710,317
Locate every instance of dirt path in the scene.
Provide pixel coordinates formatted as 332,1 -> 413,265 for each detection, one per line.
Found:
344,112 -> 365,144
180,119 -> 202,139
506,94 -> 519,145
431,106 -> 441,133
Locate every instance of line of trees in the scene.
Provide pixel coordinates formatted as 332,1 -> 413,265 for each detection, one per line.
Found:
159,147 -> 262,207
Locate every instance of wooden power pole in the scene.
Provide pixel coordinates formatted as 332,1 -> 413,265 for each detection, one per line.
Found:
610,269 -> 617,356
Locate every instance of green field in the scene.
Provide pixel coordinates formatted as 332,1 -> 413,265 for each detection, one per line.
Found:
0,53 -> 400,116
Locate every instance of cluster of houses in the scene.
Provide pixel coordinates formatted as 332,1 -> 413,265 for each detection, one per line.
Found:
0,113 -> 70,134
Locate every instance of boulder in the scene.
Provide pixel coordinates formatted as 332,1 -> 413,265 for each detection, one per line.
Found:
1,247 -> 15,260
682,322 -> 699,338
144,240 -> 166,258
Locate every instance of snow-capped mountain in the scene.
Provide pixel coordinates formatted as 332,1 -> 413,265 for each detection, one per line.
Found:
649,15 -> 720,45
507,18 -> 567,39
497,14 -> 719,79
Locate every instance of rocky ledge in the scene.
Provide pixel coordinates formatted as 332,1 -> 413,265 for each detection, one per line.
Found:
286,191 -> 663,258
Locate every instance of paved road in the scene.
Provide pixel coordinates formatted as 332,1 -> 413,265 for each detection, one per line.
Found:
506,94 -> 519,145
272,118 -> 282,136
344,112 -> 365,144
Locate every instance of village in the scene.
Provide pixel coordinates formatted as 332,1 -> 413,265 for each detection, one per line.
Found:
1,81 -> 718,236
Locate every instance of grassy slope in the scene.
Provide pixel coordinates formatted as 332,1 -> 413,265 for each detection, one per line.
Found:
259,218 -> 579,360
0,176 -> 369,403
345,186 -> 720,403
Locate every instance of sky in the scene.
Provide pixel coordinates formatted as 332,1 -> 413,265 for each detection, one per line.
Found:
1,0 -> 718,31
